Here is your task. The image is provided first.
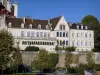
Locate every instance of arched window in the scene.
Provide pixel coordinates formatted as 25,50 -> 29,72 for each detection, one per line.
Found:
8,22 -> 12,27
60,32 -> 62,37
43,42 -> 45,45
57,32 -> 59,37
29,24 -> 32,28
21,23 -> 24,28
66,32 -> 68,37
63,40 -> 65,45
63,32 -> 65,37
66,41 -> 68,45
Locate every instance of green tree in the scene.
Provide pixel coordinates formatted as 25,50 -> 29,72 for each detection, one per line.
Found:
49,53 -> 59,67
82,15 -> 99,30
31,49 -> 53,71
0,29 -> 22,74
86,52 -> 95,69
82,15 -> 100,51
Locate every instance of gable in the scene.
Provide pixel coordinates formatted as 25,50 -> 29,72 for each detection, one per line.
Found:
54,15 -> 69,31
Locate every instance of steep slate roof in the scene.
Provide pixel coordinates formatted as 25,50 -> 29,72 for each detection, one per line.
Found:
6,16 -> 61,30
70,23 -> 88,30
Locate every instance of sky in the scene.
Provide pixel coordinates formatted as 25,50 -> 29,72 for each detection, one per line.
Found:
12,0 -> 100,23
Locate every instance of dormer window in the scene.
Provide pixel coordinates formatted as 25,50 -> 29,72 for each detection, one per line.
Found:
29,24 -> 32,29
85,26 -> 88,30
8,22 -> 12,27
46,25 -> 49,29
21,23 -> 24,28
81,25 -> 83,29
77,25 -> 79,29
38,24 -> 41,29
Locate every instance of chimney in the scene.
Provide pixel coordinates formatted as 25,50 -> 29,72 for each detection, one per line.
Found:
23,17 -> 26,23
7,0 -> 11,12
13,2 -> 18,17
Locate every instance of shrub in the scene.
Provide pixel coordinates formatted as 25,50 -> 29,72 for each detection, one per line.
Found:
25,46 -> 39,51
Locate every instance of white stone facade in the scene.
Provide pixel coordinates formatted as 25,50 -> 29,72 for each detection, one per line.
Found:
0,0 -> 94,52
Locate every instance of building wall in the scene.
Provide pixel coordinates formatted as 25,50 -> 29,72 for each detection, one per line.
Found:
69,29 -> 94,51
8,28 -> 56,52
54,15 -> 69,47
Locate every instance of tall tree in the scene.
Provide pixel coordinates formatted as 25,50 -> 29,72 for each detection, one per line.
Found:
86,52 -> 95,69
31,49 -> 53,71
0,29 -> 22,74
82,15 -> 100,51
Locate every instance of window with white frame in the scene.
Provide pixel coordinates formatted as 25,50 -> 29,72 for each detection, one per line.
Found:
77,41 -> 80,46
21,31 -> 24,37
40,32 -> 43,37
60,32 -> 62,37
44,32 -> 47,37
81,41 -> 83,46
31,32 -> 34,37
72,41 -> 75,46
57,32 -> 59,37
63,32 -> 65,37
72,33 -> 74,37
85,41 -> 87,46
27,31 -> 30,37
89,33 -> 91,38
77,33 -> 79,37
37,32 -> 39,37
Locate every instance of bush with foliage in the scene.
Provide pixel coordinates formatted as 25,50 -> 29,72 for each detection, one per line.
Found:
49,53 -> 59,67
32,50 -> 59,72
25,46 -> 39,51
0,29 -> 22,74
65,46 -> 76,52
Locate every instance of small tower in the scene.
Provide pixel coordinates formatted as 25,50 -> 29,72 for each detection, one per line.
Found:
13,2 -> 18,18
